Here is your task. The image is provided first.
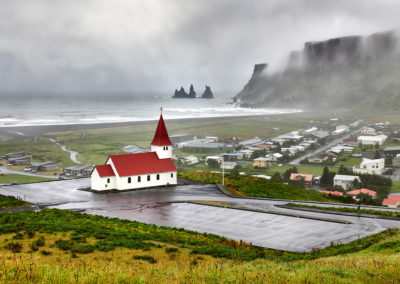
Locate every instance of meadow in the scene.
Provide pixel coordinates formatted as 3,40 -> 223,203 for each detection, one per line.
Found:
0,209 -> 400,283
0,174 -> 56,185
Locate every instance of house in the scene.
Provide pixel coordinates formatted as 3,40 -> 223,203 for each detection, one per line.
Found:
182,156 -> 199,165
361,127 -> 377,136
91,115 -> 177,191
266,153 -> 283,162
357,135 -> 387,146
222,161 -> 237,170
252,157 -> 268,168
5,151 -> 25,159
238,138 -> 263,147
308,130 -> 330,141
353,158 -> 385,175
205,156 -> 222,165
382,196 -> 400,208
30,161 -> 59,172
347,188 -> 377,198
252,175 -> 271,179
64,164 -> 94,176
122,145 -> 145,154
393,155 -> 400,167
332,125 -> 349,135
290,173 -> 313,187
333,175 -> 360,190
321,190 -> 343,196
8,156 -> 31,165
169,134 -> 194,146
239,150 -> 254,159
308,156 -> 328,164
384,146 -> 400,157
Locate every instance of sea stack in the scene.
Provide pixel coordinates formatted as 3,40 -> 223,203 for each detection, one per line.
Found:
201,85 -> 214,99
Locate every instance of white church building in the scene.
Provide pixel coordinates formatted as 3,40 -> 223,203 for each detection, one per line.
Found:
91,115 -> 177,191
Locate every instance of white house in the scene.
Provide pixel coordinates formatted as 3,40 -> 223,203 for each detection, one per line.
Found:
332,125 -> 349,135
361,127 -> 377,136
357,135 -> 387,146
333,174 -> 360,190
182,155 -> 199,165
266,153 -> 283,162
91,115 -> 177,191
353,158 -> 385,175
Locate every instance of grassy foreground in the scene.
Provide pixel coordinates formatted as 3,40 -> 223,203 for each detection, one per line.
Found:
0,209 -> 400,282
0,195 -> 30,209
285,203 -> 400,217
179,172 -> 354,203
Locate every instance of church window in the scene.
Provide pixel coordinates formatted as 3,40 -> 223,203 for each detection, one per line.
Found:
138,176 -> 141,182
166,146 -> 168,150
147,175 -> 151,181
128,177 -> 131,183
157,174 -> 160,180
171,173 -> 173,178
107,178 -> 110,183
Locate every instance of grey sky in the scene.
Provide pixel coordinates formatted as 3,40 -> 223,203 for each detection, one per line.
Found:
0,0 -> 399,96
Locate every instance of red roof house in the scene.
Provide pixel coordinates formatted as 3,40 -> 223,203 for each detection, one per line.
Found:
382,196 -> 400,208
290,173 -> 313,187
347,188 -> 377,198
321,190 -> 343,196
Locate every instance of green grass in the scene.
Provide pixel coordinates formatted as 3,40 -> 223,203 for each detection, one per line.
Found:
265,165 -> 339,177
0,174 -> 57,184
285,203 -> 400,217
0,195 -> 30,209
0,137 -> 77,167
179,172 -> 354,203
1,209 -> 400,282
391,180 -> 400,193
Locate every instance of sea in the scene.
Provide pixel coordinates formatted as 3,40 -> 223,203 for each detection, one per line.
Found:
0,94 -> 301,127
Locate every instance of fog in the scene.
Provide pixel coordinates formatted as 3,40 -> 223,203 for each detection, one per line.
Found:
0,0 -> 399,96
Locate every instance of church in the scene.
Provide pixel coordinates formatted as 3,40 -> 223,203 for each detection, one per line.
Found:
91,114 -> 177,191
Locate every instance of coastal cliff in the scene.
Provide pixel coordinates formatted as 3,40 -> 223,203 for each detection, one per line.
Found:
235,30 -> 400,111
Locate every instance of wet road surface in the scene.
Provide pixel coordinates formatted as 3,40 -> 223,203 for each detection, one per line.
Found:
0,178 -> 399,252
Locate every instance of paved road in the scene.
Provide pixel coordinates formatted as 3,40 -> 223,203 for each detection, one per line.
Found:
1,178 -> 399,252
0,166 -> 58,179
289,127 -> 363,165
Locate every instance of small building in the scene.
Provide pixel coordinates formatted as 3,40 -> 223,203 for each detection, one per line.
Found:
290,173 -> 313,187
252,157 -> 268,168
31,161 -> 59,172
332,125 -> 349,136
347,188 -> 377,198
353,158 -> 385,175
308,156 -> 328,164
170,134 -> 195,146
182,156 -> 199,165
238,138 -> 263,147
266,153 -> 283,162
222,161 -> 237,170
64,164 -> 94,176
393,155 -> 400,167
384,146 -> 400,157
5,151 -> 25,159
357,135 -> 387,146
8,156 -> 31,165
308,130 -> 330,141
361,127 -> 377,136
121,145 -> 145,154
333,174 -> 360,190
382,196 -> 400,208
205,155 -> 222,165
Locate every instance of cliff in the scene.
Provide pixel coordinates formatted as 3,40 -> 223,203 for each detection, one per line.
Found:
235,30 -> 400,111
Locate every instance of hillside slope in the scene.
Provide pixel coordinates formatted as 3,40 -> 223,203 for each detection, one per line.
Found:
235,30 -> 400,111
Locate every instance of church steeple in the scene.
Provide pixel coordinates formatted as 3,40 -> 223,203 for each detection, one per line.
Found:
151,114 -> 172,146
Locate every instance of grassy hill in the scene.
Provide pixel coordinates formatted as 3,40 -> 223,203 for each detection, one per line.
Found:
0,209 -> 399,283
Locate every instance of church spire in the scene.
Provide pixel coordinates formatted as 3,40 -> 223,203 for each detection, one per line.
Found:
151,114 -> 172,146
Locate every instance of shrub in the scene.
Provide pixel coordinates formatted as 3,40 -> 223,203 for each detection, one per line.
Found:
133,255 -> 157,264
55,239 -> 73,251
165,247 -> 179,253
5,242 -> 22,253
72,244 -> 95,254
40,250 -> 52,256
12,232 -> 24,240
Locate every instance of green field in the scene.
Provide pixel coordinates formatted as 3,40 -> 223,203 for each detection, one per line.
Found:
265,165 -> 339,177
391,180 -> 400,193
0,209 -> 399,283
0,195 -> 30,208
0,174 -> 56,184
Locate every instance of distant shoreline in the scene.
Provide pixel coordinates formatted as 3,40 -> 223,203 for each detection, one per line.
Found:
0,114 -> 290,138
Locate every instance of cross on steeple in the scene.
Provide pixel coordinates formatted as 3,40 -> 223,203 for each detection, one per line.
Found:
160,106 -> 163,114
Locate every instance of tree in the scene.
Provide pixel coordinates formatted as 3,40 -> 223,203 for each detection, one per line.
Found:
271,172 -> 283,182
230,165 -> 242,176
320,167 -> 335,186
207,159 -> 219,169
374,151 -> 380,159
283,167 -> 299,182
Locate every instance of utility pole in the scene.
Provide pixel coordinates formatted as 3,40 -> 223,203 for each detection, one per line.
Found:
222,155 -> 225,185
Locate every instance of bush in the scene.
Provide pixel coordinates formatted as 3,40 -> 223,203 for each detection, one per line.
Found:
40,250 -> 52,256
165,247 -> 179,253
5,242 -> 22,253
133,255 -> 157,264
72,244 -> 95,254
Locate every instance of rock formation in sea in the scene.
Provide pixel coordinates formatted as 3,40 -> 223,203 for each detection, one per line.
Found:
201,85 -> 214,99
172,86 -> 190,98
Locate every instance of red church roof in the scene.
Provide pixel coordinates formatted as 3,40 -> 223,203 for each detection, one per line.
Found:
95,164 -> 115,177
151,115 -> 172,146
109,152 -> 176,177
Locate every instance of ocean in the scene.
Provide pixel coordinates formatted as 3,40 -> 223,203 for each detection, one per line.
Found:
0,94 -> 301,127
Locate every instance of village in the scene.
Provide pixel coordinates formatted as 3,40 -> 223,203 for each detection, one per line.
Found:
1,116 -> 400,207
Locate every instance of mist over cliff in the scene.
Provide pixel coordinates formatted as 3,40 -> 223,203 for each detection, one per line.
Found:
235,30 -> 400,111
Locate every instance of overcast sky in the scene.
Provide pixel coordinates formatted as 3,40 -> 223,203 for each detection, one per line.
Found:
1,0 -> 399,96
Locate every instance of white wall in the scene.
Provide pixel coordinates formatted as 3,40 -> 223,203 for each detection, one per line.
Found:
151,145 -> 172,159
91,168 -> 116,191
114,171 -> 177,190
